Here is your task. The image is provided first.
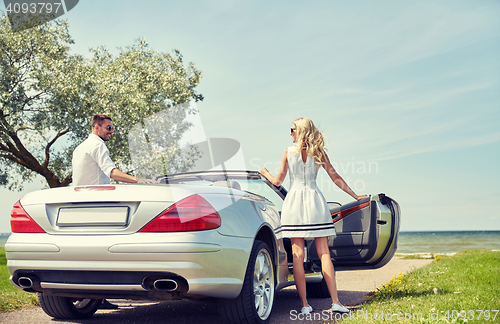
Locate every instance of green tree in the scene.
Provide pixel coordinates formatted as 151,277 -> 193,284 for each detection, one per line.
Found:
0,14 -> 203,190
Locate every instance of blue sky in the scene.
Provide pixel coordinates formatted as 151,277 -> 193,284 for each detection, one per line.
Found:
1,0 -> 499,232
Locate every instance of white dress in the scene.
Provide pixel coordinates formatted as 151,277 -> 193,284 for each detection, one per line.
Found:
280,146 -> 336,239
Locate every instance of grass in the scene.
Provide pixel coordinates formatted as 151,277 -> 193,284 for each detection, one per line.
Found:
0,247 -> 39,313
339,250 -> 500,323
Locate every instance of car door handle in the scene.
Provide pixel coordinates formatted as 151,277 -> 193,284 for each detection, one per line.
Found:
255,201 -> 266,211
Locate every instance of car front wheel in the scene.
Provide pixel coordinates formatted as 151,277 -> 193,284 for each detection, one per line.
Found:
38,293 -> 102,319
219,240 -> 275,324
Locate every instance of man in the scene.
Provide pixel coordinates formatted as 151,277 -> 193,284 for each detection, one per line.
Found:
72,114 -> 156,309
72,114 -> 156,186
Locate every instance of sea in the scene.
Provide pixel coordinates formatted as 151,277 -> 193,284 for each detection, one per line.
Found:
1,231 -> 500,255
395,230 -> 500,255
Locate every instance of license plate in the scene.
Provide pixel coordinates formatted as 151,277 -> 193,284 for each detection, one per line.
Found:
57,206 -> 129,226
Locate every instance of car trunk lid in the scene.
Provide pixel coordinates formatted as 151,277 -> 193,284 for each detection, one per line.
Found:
17,184 -> 201,234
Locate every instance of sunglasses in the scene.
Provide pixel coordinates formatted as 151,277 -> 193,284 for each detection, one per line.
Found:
97,124 -> 114,131
291,128 -> 296,133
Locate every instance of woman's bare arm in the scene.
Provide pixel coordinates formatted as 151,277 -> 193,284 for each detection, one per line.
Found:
259,149 -> 288,186
323,154 -> 367,200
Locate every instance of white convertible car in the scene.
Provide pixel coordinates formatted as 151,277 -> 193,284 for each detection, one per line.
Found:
6,170 -> 400,323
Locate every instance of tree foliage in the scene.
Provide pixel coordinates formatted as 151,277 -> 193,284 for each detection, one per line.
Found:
0,13 -> 203,190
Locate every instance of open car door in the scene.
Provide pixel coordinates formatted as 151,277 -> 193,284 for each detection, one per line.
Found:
307,194 -> 400,270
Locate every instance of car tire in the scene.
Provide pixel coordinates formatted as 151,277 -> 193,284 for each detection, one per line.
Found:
306,277 -> 330,298
218,240 -> 275,324
38,293 -> 102,319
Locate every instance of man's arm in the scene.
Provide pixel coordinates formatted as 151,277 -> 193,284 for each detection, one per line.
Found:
110,169 -> 137,183
110,169 -> 157,184
92,141 -> 156,184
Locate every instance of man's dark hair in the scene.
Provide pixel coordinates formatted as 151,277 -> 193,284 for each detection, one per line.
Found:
91,114 -> 112,127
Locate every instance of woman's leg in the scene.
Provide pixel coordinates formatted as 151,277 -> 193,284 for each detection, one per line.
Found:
314,236 -> 342,305
291,238 -> 308,307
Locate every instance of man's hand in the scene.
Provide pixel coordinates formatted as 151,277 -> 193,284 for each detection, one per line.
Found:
137,178 -> 158,184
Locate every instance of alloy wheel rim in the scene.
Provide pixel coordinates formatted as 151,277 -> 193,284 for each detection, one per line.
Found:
253,248 -> 274,320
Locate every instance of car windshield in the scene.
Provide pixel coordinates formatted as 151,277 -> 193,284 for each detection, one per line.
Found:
157,171 -> 285,211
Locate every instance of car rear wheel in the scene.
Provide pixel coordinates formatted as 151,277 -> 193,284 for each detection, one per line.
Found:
219,240 -> 275,324
306,277 -> 330,298
38,293 -> 102,319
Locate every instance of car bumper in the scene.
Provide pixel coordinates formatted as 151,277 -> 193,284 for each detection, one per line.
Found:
6,231 -> 253,299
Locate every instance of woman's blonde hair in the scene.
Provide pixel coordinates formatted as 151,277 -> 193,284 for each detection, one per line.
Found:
293,117 -> 327,165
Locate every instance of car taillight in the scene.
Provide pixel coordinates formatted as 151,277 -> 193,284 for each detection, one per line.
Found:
10,200 -> 45,233
139,194 -> 221,232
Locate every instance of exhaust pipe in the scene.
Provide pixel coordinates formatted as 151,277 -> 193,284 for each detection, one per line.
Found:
153,279 -> 178,291
18,277 -> 34,289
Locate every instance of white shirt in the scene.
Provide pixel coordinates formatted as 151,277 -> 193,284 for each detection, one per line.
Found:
72,134 -> 117,186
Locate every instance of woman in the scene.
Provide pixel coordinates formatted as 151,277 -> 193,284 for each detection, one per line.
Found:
259,117 -> 367,314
